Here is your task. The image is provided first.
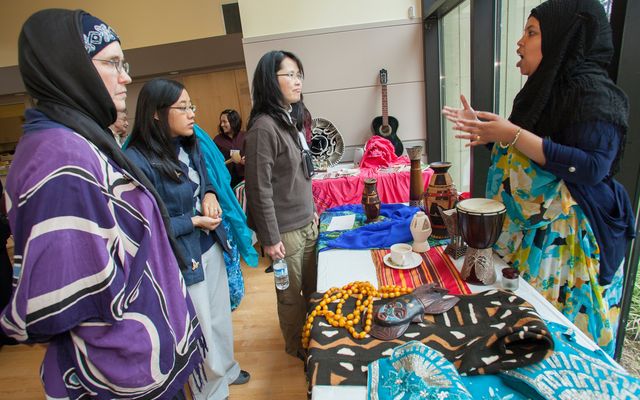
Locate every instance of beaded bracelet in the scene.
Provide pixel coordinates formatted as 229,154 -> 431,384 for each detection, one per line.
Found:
499,127 -> 522,148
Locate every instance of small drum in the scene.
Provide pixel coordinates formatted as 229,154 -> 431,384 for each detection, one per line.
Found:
456,198 -> 506,285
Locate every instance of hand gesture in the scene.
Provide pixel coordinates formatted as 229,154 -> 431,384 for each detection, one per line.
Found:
442,94 -> 518,147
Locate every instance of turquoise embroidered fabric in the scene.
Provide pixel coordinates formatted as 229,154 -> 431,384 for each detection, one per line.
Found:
501,321 -> 640,399
367,341 -> 472,400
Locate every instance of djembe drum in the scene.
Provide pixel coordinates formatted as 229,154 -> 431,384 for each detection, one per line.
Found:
456,198 -> 506,285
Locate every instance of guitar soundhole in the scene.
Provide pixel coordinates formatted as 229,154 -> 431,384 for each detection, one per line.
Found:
378,125 -> 392,137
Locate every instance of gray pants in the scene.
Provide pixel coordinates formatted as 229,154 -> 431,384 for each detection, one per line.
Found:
277,221 -> 318,357
188,243 -> 240,400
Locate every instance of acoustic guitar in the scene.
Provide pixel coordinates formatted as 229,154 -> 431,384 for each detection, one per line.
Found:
371,69 -> 403,156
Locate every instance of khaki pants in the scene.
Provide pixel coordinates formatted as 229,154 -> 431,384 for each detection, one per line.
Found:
277,221 -> 318,357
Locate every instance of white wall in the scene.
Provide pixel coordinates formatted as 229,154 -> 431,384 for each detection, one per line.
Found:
238,0 -> 421,38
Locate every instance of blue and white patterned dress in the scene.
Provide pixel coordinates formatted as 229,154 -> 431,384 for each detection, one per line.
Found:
487,144 -> 622,356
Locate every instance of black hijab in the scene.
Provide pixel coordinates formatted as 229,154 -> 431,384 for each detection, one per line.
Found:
509,0 -> 628,176
19,9 -> 187,269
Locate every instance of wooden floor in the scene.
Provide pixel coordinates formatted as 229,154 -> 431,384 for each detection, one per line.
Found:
0,254 -> 309,399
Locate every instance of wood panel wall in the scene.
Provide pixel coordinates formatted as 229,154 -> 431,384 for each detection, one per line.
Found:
183,67 -> 252,138
121,68 -> 250,141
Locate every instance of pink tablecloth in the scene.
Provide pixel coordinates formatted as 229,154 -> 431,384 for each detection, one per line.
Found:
312,167 -> 433,215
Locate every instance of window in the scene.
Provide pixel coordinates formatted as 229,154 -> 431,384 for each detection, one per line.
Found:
440,0 -> 471,193
495,0 -> 543,119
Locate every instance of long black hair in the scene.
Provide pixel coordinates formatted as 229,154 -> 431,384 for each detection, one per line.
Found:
248,50 -> 304,132
128,78 -> 195,181
218,109 -> 242,136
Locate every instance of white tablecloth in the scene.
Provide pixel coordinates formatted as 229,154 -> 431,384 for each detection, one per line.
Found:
312,247 -> 617,400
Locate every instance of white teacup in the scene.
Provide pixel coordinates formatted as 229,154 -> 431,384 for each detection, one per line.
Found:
390,243 -> 412,266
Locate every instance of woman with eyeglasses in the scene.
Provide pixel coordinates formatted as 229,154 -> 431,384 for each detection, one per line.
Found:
0,10 -> 204,400
214,109 -> 246,189
244,50 -> 319,360
125,78 -> 250,399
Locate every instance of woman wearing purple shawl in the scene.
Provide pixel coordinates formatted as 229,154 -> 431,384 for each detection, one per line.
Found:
0,9 -> 205,399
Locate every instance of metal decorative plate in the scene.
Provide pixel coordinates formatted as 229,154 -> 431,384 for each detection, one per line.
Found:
310,117 -> 344,167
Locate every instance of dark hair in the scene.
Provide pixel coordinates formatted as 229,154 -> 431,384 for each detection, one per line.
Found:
248,50 -> 304,132
128,78 -> 194,181
218,109 -> 242,136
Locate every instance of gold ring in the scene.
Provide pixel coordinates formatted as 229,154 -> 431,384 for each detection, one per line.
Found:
476,135 -> 481,141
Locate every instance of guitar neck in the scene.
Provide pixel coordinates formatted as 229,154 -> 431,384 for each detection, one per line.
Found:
381,83 -> 389,126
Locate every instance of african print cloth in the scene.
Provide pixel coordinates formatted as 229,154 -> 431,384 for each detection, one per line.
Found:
367,341 -> 472,400
1,125 -> 204,399
317,204 -> 449,252
501,321 -> 640,399
487,144 -> 622,356
306,289 -> 553,389
371,246 -> 470,295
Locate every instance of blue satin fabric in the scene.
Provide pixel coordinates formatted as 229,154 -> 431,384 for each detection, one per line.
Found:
320,204 -> 420,251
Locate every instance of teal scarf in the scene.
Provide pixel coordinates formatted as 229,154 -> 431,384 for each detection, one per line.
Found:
194,124 -> 258,267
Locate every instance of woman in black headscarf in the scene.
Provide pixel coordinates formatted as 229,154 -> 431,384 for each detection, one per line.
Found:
1,9 -> 205,399
443,0 -> 634,356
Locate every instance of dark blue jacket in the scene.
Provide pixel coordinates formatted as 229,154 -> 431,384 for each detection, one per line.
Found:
126,139 -> 230,286
542,121 -> 635,285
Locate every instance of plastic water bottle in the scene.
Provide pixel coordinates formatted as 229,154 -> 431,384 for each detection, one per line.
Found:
273,259 -> 290,290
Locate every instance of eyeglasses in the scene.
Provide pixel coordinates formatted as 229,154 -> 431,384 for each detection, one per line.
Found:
277,71 -> 304,82
93,58 -> 130,75
168,104 -> 197,113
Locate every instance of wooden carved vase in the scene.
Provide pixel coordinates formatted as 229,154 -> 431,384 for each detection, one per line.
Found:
422,161 -> 457,238
362,178 -> 381,223
406,146 -> 424,207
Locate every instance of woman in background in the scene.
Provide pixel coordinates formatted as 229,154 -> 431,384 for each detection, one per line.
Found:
214,109 -> 246,189
126,79 -> 250,399
244,50 -> 318,360
1,10 -> 203,399
443,0 -> 634,356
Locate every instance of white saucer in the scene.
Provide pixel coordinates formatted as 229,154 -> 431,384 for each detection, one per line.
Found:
383,252 -> 422,270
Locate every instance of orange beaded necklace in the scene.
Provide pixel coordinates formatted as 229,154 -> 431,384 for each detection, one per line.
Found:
301,281 -> 413,349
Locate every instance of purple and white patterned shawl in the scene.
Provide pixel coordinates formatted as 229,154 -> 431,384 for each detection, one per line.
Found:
1,123 -> 205,399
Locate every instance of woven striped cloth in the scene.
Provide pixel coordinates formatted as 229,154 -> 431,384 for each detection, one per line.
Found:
371,245 -> 470,295
233,181 -> 247,213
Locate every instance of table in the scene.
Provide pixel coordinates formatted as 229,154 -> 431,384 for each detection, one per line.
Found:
311,247 -> 619,399
232,165 -> 433,216
312,165 -> 433,215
